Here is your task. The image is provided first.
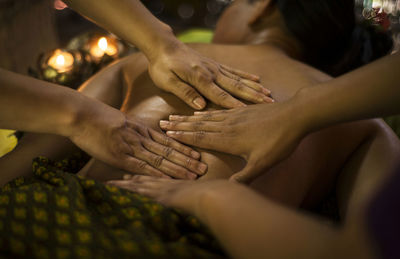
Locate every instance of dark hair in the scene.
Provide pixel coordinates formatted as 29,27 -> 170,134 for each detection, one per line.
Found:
262,0 -> 393,76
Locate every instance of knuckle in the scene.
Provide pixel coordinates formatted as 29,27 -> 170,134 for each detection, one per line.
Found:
235,82 -> 245,92
185,158 -> 192,168
202,113 -> 212,120
184,147 -> 192,155
182,87 -> 197,99
152,156 -> 164,168
163,147 -> 174,158
198,73 -> 212,84
193,131 -> 206,144
137,161 -> 148,170
217,91 -> 230,100
193,122 -> 204,131
162,136 -> 171,146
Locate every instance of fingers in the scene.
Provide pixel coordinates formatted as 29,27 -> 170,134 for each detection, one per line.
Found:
171,80 -> 207,110
215,73 -> 273,104
148,129 -> 201,159
220,68 -> 272,96
122,154 -> 170,179
198,81 -> 246,109
107,175 -> 183,199
107,179 -> 157,197
220,64 -> 260,82
122,130 -> 202,179
141,136 -> 208,176
165,131 -> 223,151
241,78 -> 271,96
160,120 -> 221,133
133,146 -> 198,180
168,112 -> 227,122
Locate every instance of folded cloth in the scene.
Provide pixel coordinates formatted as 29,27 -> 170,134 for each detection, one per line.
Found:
0,155 -> 225,259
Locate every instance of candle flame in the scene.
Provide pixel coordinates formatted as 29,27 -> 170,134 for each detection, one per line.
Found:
56,54 -> 65,66
98,37 -> 108,52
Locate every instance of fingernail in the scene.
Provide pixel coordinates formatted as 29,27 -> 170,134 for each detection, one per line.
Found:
194,111 -> 206,115
198,163 -> 208,174
159,120 -> 169,128
263,96 -> 274,103
262,88 -> 271,95
191,151 -> 201,159
193,97 -> 206,109
169,115 -> 180,121
187,172 -> 197,180
166,131 -> 175,136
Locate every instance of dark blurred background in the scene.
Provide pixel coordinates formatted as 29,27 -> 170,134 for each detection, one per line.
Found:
56,0 -> 231,45
0,0 -> 399,75
0,0 -> 231,74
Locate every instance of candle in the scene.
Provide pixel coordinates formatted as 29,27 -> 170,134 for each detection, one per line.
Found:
47,49 -> 74,73
89,36 -> 118,60
39,48 -> 89,88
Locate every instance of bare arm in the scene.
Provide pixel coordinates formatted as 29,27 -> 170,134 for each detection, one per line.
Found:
161,52 -> 400,182
108,176 -> 373,259
0,68 -> 87,136
0,67 -> 202,180
63,0 -> 271,109
299,52 -> 400,131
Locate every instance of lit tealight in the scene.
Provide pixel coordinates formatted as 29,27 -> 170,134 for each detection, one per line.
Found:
90,36 -> 118,59
47,49 -> 74,73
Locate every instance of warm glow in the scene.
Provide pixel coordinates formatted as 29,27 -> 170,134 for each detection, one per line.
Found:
98,37 -> 108,52
48,49 -> 74,73
90,36 -> 118,59
56,54 -> 65,66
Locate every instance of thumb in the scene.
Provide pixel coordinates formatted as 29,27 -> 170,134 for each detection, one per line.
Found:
229,162 -> 260,184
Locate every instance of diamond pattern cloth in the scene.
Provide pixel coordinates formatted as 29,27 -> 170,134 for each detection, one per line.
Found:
0,155 -> 225,259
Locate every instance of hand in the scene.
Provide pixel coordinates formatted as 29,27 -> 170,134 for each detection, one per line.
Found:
148,42 -> 273,110
158,102 -> 307,183
107,175 -> 230,215
69,101 -> 207,179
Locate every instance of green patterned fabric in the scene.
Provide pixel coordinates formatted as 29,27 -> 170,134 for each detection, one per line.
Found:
0,155 -> 225,258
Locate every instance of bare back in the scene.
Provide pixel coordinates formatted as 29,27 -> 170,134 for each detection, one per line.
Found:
83,43 -> 396,207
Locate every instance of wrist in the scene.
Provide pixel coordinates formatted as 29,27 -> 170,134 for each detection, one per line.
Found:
145,25 -> 183,63
289,87 -> 319,135
64,94 -> 100,139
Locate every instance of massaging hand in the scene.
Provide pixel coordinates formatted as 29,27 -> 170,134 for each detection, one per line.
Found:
108,175 -> 229,214
69,102 -> 207,179
148,42 -> 273,110
158,103 -> 305,183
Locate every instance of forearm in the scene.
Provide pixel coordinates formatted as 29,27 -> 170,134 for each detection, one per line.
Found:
0,68 -> 91,136
296,52 -> 400,133
194,182 -> 344,259
64,0 -> 179,61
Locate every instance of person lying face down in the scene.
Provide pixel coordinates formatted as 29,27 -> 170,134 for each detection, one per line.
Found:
2,0 -> 398,211
72,0 -> 398,209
